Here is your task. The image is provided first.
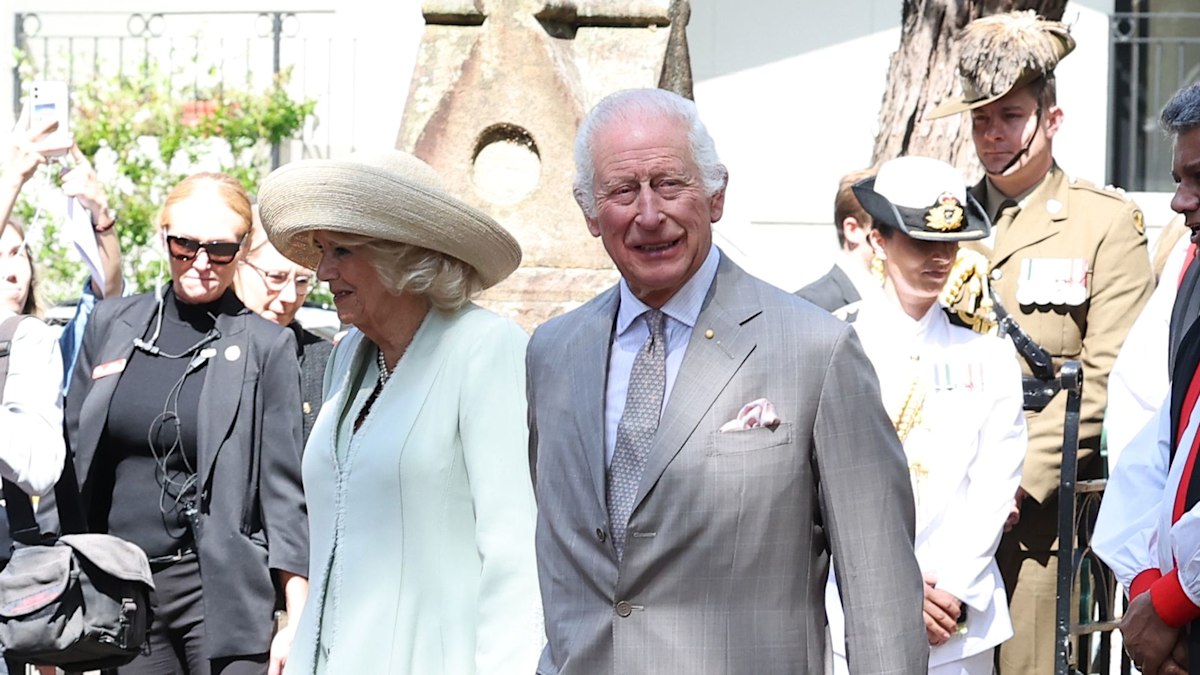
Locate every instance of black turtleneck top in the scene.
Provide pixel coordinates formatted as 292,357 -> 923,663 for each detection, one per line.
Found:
89,287 -> 228,558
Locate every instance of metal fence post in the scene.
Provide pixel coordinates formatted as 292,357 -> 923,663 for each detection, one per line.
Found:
1056,361 -> 1083,675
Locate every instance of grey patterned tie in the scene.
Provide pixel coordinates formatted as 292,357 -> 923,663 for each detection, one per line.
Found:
608,309 -> 667,560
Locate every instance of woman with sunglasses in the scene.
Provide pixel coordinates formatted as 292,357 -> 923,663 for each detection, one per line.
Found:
234,207 -> 330,442
59,172 -> 307,675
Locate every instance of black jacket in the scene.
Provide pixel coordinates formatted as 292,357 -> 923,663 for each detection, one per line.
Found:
60,287 -> 307,659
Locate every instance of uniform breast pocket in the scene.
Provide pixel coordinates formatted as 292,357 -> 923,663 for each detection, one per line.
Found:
706,423 -> 793,456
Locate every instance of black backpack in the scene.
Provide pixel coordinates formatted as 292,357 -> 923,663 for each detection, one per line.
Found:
0,314 -> 155,671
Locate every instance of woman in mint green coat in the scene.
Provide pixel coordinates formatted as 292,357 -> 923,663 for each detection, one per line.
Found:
259,149 -> 544,675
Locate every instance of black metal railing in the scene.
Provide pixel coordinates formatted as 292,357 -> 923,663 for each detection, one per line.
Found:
13,9 -> 340,164
1055,361 -> 1127,675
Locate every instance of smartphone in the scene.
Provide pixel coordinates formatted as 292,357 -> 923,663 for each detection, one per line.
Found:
29,80 -> 71,155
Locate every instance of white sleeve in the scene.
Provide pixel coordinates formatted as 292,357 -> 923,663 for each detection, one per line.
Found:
1093,392 -> 1170,591
1104,239 -> 1185,468
0,317 -> 65,495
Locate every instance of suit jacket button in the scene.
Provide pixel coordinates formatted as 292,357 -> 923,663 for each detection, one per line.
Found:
595,528 -> 606,542
615,601 -> 633,618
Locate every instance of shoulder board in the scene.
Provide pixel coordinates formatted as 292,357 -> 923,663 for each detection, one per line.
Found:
1067,175 -> 1134,203
943,307 -> 992,334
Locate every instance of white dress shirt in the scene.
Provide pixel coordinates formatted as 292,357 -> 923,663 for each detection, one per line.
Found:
0,309 -> 65,495
604,246 -> 720,466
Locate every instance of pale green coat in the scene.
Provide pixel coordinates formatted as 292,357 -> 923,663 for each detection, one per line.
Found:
285,304 -> 544,675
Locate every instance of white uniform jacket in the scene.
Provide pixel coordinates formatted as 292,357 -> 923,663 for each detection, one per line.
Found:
827,300 -> 1027,668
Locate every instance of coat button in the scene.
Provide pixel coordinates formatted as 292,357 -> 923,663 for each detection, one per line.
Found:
595,528 -> 607,542
615,601 -> 633,617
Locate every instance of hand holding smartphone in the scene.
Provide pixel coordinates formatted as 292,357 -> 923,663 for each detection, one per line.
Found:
28,80 -> 72,157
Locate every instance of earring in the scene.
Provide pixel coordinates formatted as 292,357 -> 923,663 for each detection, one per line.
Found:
870,253 -> 885,285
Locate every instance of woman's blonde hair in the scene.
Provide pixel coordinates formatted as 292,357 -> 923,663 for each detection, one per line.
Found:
315,231 -> 482,312
4,220 -> 42,317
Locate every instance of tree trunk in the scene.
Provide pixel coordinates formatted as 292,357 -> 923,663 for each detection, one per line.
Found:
871,0 -> 1068,179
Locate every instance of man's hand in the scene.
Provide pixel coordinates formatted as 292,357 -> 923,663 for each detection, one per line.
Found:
1160,634 -> 1188,675
922,574 -> 961,646
1121,591 -> 1180,674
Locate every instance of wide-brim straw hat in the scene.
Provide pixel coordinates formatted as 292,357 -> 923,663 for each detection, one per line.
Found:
928,10 -> 1075,119
257,150 -> 521,289
852,156 -> 989,242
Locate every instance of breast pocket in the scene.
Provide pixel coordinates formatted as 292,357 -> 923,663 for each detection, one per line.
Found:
706,423 -> 793,456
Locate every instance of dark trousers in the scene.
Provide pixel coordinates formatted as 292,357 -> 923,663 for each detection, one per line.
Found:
117,554 -> 267,675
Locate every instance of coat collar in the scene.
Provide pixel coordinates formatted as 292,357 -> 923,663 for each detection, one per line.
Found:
977,164 -> 1070,267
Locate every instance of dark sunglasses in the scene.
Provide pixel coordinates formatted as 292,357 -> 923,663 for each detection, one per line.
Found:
166,235 -> 244,265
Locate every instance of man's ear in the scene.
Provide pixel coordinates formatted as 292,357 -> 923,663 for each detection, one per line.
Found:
1044,105 -> 1064,140
575,189 -> 602,237
709,172 -> 729,224
842,217 -> 869,247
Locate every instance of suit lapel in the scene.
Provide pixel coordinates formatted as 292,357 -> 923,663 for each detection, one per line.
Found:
366,309 -> 456,465
199,307 -> 249,487
75,299 -> 150,483
989,167 -> 1068,268
569,288 -> 619,513
633,257 -> 759,510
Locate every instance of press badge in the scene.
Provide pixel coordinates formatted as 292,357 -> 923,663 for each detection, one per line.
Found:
1016,258 -> 1089,306
91,358 -> 127,379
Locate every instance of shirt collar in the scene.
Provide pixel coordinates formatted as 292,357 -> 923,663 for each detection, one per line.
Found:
985,173 -> 1047,221
616,245 -> 720,336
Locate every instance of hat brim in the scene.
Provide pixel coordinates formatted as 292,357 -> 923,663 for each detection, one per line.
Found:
853,177 -> 990,242
257,157 -> 521,290
927,70 -> 1046,120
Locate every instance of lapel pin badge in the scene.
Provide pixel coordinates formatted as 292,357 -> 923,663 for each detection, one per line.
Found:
224,345 -> 241,362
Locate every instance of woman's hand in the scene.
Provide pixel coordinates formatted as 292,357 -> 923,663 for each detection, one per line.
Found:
269,621 -> 296,675
922,574 -> 961,646
4,106 -> 70,190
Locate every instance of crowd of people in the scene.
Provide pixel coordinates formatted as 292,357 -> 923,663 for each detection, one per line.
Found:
1,7 -> 1199,675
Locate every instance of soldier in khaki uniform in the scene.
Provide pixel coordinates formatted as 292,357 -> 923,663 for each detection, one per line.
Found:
930,11 -> 1154,674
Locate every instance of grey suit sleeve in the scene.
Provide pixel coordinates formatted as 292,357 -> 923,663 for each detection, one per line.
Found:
813,325 -> 927,674
259,326 -> 308,577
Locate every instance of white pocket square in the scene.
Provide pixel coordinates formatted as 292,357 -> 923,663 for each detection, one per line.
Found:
719,398 -> 781,432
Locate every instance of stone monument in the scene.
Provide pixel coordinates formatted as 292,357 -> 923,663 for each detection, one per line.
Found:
398,0 -> 693,331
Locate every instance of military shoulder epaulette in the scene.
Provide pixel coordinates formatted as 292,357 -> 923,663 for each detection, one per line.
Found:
1067,175 -> 1134,203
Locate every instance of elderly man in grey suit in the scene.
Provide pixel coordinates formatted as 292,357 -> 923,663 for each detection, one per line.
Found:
527,87 -> 928,674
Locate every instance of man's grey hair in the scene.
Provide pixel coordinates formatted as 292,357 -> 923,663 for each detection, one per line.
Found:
572,88 -> 728,218
1161,81 -> 1200,136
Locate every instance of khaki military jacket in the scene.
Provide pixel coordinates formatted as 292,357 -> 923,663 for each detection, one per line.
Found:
967,164 -> 1153,504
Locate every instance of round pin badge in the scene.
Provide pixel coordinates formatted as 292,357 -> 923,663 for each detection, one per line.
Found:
224,345 -> 242,362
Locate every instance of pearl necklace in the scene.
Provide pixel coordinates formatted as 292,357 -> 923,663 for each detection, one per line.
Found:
376,348 -> 391,385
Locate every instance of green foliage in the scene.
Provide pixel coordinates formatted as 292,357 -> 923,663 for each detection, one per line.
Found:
17,58 -> 318,304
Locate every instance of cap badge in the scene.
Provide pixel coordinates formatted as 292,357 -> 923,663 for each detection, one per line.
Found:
926,193 -> 965,232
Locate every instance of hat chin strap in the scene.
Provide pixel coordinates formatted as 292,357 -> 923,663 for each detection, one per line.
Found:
995,107 -> 1043,176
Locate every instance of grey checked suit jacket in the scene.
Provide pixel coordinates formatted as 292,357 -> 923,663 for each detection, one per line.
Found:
528,254 -> 927,674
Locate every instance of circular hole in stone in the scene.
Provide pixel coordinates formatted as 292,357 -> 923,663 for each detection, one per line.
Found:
472,124 -> 541,206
